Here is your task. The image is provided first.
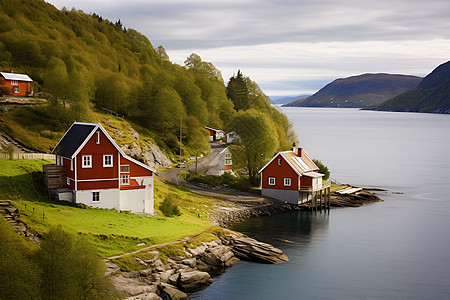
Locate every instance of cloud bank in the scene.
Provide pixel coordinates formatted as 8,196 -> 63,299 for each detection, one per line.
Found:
47,0 -> 450,95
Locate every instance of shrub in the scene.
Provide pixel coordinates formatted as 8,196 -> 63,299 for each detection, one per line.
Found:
159,194 -> 181,217
313,159 -> 330,180
1,144 -> 14,160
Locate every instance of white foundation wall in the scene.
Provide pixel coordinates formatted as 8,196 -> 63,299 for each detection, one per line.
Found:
121,176 -> 154,214
75,189 -> 120,210
119,189 -> 146,213
261,188 -> 300,205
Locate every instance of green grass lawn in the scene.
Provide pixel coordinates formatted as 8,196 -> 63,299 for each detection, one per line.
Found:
0,159 -> 215,257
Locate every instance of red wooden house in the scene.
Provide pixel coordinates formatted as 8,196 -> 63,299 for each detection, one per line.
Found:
0,72 -> 33,96
205,126 -> 224,142
259,146 -> 324,205
45,122 -> 156,214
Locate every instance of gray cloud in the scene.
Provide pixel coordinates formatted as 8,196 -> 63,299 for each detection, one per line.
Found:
47,0 -> 450,95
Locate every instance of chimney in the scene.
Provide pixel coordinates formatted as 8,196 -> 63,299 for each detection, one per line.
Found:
10,69 -> 13,73
292,142 -> 297,152
298,147 -> 302,157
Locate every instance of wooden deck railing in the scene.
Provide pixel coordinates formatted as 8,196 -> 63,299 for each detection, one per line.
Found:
299,179 -> 331,192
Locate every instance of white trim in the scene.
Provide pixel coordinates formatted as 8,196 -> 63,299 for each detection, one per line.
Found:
268,177 -> 276,186
103,154 -> 113,167
258,152 -> 302,176
92,191 -> 100,202
96,131 -> 100,144
74,156 -> 78,191
120,165 -> 130,173
70,159 -> 73,171
284,178 -> 291,186
76,178 -> 119,182
52,122 -> 157,173
67,177 -> 70,185
82,155 -> 92,168
120,174 -> 130,185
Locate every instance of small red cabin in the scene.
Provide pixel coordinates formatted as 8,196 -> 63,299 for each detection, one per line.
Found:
259,146 -> 324,205
0,72 -> 33,96
205,126 -> 224,142
44,122 -> 156,214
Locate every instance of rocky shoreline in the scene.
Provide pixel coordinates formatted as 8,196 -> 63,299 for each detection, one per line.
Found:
107,234 -> 289,300
211,189 -> 382,228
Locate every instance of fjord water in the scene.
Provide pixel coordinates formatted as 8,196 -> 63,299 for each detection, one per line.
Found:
191,108 -> 450,300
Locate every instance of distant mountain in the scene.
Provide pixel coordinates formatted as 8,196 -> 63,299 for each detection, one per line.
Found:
283,74 -> 422,108
369,60 -> 450,114
270,95 -> 311,105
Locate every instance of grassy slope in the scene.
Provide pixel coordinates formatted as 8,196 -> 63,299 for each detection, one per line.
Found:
0,159 -> 215,257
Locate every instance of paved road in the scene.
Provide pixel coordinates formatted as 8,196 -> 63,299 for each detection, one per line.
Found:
187,142 -> 225,175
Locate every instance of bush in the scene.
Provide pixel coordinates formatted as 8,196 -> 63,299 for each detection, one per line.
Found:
313,159 -> 330,180
1,144 -> 14,160
159,195 -> 181,217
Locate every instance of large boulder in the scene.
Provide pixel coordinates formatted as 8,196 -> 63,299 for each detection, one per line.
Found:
177,269 -> 213,292
157,283 -> 188,300
232,237 -> 289,264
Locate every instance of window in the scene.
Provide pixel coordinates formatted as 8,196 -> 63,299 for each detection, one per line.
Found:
278,158 -> 281,165
92,192 -> 100,202
67,177 -> 70,185
120,175 -> 129,185
284,178 -> 291,186
82,155 -> 92,168
225,159 -> 232,165
70,159 -> 73,171
120,165 -> 130,173
11,80 -> 18,85
96,131 -> 100,144
225,152 -> 231,159
103,155 -> 113,167
13,86 -> 19,93
268,177 -> 276,186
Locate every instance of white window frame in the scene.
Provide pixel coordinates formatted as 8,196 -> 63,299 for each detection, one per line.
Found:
120,175 -> 129,185
67,177 -> 70,185
70,159 -> 73,171
11,80 -> 18,85
82,155 -> 92,168
120,165 -> 130,173
92,191 -> 100,202
96,131 -> 100,144
284,178 -> 291,186
225,159 -> 232,165
278,158 -> 281,165
268,177 -> 276,186
103,155 -> 113,167
13,86 -> 19,93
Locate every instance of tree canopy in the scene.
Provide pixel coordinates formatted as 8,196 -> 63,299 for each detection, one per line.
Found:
0,0 -> 297,164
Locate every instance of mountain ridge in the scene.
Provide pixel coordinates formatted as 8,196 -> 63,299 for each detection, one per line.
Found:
369,60 -> 450,114
283,73 -> 422,108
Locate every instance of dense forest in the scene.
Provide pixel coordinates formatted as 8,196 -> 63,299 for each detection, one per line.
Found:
0,0 -> 296,164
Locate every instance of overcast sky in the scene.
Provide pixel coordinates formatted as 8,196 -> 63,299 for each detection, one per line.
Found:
47,0 -> 450,97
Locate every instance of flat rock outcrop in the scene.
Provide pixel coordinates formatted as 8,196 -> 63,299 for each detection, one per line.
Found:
228,237 -> 289,264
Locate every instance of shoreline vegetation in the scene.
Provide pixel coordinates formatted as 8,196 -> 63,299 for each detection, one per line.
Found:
0,158 -> 382,299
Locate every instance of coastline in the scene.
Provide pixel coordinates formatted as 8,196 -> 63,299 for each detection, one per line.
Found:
107,184 -> 382,299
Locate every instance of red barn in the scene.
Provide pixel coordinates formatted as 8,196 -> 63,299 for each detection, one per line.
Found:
45,122 -> 156,214
0,72 -> 33,96
259,146 -> 324,205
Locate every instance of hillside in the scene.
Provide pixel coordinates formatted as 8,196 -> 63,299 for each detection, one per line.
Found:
283,73 -> 422,108
369,60 -> 450,113
0,0 -> 295,164
270,94 -> 310,105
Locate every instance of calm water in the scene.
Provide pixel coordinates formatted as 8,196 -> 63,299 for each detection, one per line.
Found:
191,108 -> 450,300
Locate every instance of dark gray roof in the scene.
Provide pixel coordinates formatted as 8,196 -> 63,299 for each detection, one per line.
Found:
52,123 -> 96,158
